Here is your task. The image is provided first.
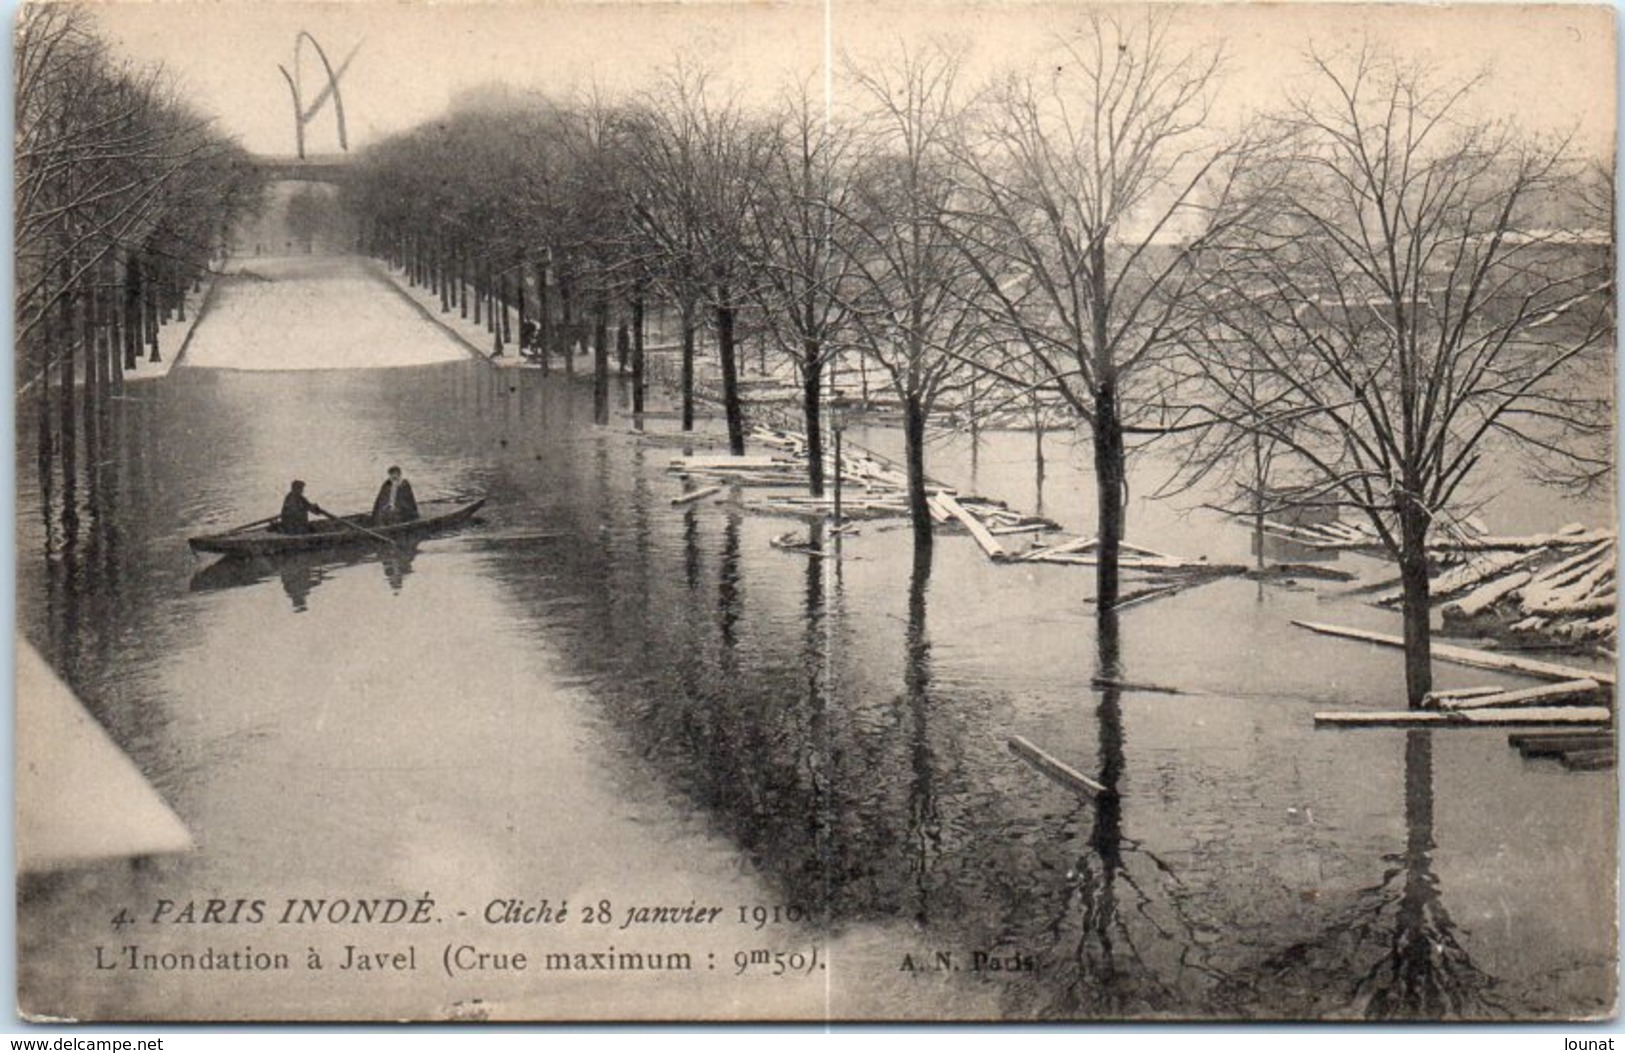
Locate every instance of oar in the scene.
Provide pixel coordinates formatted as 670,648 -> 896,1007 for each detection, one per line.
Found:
315,507 -> 397,547
223,514 -> 282,535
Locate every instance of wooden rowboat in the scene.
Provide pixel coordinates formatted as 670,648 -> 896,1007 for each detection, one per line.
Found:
188,498 -> 486,557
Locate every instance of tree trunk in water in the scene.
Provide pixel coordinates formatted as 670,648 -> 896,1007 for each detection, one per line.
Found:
514,269 -> 527,359
593,301 -> 609,424
904,393 -> 932,548
802,350 -> 824,496
109,257 -> 125,391
85,273 -> 101,454
500,272 -> 512,344
561,282 -> 576,376
1399,500 -> 1434,708
1093,377 -> 1126,609
37,326 -> 52,538
490,269 -> 504,356
616,322 -> 630,374
58,262 -> 79,542
1034,413 -> 1046,490
536,261 -> 551,375
123,254 -> 141,370
631,292 -> 645,417
438,242 -> 450,313
717,296 -> 744,456
144,270 -> 160,363
680,310 -> 695,432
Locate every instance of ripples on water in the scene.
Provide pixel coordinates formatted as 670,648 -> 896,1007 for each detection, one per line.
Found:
15,353 -> 1617,1021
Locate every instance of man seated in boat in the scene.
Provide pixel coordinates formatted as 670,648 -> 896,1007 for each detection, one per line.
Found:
275,480 -> 328,534
372,466 -> 420,526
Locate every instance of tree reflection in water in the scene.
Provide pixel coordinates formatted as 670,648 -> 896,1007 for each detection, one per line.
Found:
1237,730 -> 1504,1019
802,520 -> 835,927
1017,605 -> 1227,1018
903,542 -> 942,924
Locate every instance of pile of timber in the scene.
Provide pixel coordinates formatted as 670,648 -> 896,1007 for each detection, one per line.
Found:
1299,620 -> 1616,732
1430,528 -> 1616,649
666,426 -> 1061,547
663,424 -> 1237,582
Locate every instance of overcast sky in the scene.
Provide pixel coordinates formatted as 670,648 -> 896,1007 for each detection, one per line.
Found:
78,1 -> 1616,159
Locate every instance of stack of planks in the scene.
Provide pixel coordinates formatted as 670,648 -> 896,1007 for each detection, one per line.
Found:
1017,535 -> 1243,576
1300,620 -> 1616,732
1507,731 -> 1616,771
1260,517 -> 1383,551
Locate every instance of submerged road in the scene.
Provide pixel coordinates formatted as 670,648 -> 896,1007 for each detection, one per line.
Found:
183,256 -> 475,371
15,252 -> 1618,1023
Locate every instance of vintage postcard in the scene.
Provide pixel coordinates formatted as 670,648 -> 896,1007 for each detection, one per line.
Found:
12,0 -> 1618,1023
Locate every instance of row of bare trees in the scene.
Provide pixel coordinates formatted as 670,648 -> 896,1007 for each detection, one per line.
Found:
343,17 -> 1612,706
16,5 -> 266,544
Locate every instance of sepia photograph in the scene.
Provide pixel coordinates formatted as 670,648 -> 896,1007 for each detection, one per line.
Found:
11,0 -> 1619,1024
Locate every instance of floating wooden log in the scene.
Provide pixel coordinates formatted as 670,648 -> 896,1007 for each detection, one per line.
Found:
1433,678 -> 1604,711
1315,706 -> 1612,728
1019,536 -> 1099,562
934,492 -> 1009,561
1245,563 -> 1359,583
1291,620 -> 1616,687
670,454 -> 790,471
1423,686 -> 1504,705
1090,676 -> 1189,696
1008,736 -> 1108,799
1105,584 -> 1184,611
671,484 -> 724,506
989,524 -> 1053,537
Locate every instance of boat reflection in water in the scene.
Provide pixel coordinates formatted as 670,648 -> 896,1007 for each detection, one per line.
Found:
189,538 -> 423,612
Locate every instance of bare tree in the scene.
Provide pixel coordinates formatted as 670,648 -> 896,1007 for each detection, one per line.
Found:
626,63 -> 767,451
15,3 -> 262,549
951,14 -> 1247,605
1179,46 -> 1614,705
836,45 -> 988,543
748,82 -> 857,494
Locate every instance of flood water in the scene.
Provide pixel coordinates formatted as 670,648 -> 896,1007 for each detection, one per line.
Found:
15,255 -> 1617,1022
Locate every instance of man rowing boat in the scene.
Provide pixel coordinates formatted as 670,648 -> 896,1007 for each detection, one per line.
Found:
275,480 -> 328,535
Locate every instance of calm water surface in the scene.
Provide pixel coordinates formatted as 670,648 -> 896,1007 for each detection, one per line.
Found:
15,257 -> 1616,1021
